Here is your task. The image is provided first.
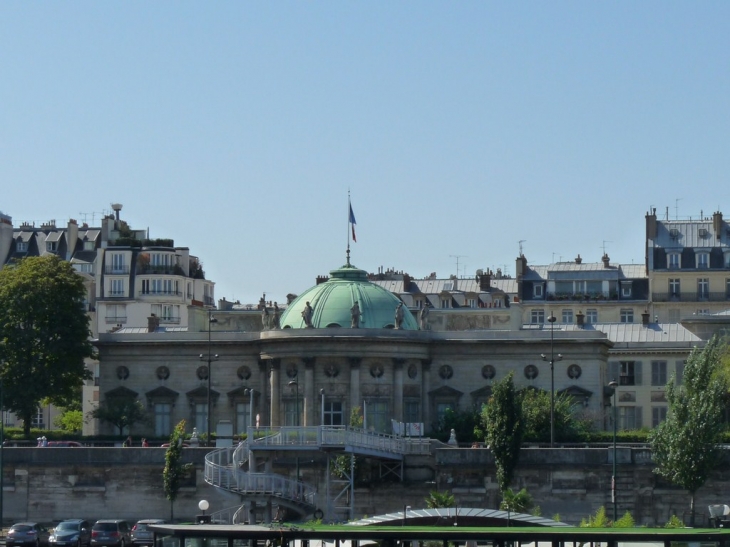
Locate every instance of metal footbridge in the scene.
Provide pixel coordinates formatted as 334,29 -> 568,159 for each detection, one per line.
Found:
204,425 -> 431,524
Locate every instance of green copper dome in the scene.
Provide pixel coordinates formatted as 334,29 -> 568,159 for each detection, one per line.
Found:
280,262 -> 418,330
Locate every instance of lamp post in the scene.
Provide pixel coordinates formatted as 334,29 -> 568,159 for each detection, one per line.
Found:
541,313 -> 562,448
198,499 -> 210,524
320,388 -> 325,426
609,379 -> 618,522
403,505 -> 410,527
199,312 -> 218,447
288,379 -> 300,481
244,388 -> 256,435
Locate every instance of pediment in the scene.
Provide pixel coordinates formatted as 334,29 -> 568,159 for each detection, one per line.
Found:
428,385 -> 464,397
146,386 -> 179,402
105,386 -> 138,399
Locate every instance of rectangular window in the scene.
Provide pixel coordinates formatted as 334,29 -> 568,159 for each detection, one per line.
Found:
619,406 -> 638,430
284,400 -> 303,426
366,401 -> 389,433
16,241 -> 27,252
620,361 -> 635,386
46,241 -> 57,252
323,400 -> 344,426
697,252 -> 710,269
669,278 -> 680,297
698,278 -> 709,299
531,309 -> 545,324
651,361 -> 667,386
586,281 -> 602,296
155,403 -> 172,436
440,299 -> 451,309
586,309 -> 598,324
621,283 -> 632,298
236,402 -> 251,435
668,253 -> 681,269
110,279 -> 124,296
31,408 -> 45,429
105,304 -> 127,324
533,284 -> 543,298
620,309 -> 634,323
111,253 -> 126,273
652,407 -> 668,428
195,403 -> 208,435
404,401 -> 420,425
562,309 -> 573,324
83,240 -> 95,251
467,298 -> 478,308
435,402 -> 455,424
73,263 -> 93,274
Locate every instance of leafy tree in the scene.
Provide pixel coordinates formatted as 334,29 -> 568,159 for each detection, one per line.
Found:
54,409 -> 84,433
90,397 -> 148,435
520,388 -> 593,442
0,256 -> 93,436
649,337 -> 727,526
424,490 -> 455,509
331,406 -> 364,481
433,407 -> 480,444
482,371 -> 524,496
163,420 -> 193,521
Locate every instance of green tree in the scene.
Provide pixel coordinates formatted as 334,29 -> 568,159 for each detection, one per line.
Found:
482,371 -> 524,496
424,490 -> 455,509
331,406 -> 364,481
520,388 -> 592,442
54,409 -> 83,433
163,420 -> 193,521
434,407 -> 480,444
90,397 -> 148,435
649,337 -> 727,527
499,487 -> 533,513
0,256 -> 93,436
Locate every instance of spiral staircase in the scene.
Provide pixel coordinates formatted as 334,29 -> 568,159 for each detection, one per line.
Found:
204,425 -> 431,524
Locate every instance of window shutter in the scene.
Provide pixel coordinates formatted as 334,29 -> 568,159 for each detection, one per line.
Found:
608,362 -> 620,383
634,361 -> 643,385
635,406 -> 643,429
676,360 -> 685,385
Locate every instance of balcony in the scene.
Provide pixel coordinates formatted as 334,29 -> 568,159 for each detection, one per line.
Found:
545,292 -> 620,302
159,316 -> 181,324
136,265 -> 185,276
139,290 -> 183,297
105,265 -> 130,275
204,296 -> 215,306
652,291 -> 730,303
105,316 -> 127,324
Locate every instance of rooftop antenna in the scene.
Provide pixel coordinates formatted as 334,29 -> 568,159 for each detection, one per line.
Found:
449,255 -> 467,277
602,240 -> 612,255
518,240 -> 526,256
675,198 -> 682,220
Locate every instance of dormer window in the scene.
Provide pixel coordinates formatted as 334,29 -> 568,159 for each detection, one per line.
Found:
16,241 -> 27,252
533,284 -> 544,299
621,282 -> 632,298
46,241 -> 57,252
668,252 -> 681,269
696,252 -> 710,269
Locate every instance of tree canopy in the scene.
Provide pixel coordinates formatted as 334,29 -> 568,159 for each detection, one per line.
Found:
90,396 -> 148,435
482,371 -> 524,495
649,336 -> 728,526
163,420 -> 193,521
0,256 -> 93,436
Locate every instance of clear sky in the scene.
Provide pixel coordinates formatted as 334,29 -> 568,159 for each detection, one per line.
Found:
2,2 -> 729,306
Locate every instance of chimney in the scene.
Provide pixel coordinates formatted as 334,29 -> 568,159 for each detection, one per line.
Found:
575,254 -> 582,264
602,253 -> 611,268
316,275 -> 329,285
641,311 -> 650,327
645,208 -> 657,240
403,273 -> 411,292
478,270 -> 491,291
147,314 -> 160,333
713,211 -> 723,239
576,310 -> 585,328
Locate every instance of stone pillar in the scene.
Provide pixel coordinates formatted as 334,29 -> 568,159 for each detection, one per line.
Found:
258,359 -> 269,426
270,359 -> 281,426
304,357 -> 316,426
393,358 -> 405,422
349,357 -> 361,416
422,359 -> 431,431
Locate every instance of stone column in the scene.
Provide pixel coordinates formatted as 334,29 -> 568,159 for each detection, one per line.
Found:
258,359 -> 269,427
421,359 -> 431,431
393,358 -> 405,422
270,359 -> 281,426
349,357 -> 361,416
304,357 -> 316,426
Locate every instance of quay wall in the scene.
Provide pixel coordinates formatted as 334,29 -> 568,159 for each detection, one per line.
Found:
1,446 -> 727,526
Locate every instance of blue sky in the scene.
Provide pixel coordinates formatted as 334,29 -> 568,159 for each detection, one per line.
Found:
2,2 -> 729,305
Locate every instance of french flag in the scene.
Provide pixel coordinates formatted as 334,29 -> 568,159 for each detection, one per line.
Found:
349,204 -> 357,243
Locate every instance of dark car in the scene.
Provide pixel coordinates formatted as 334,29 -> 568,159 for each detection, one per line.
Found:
130,520 -> 165,547
90,521 -> 131,547
50,520 -> 91,547
47,441 -> 83,447
7,523 -> 51,547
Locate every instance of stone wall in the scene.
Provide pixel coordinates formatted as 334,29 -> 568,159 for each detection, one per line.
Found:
2,446 -> 729,526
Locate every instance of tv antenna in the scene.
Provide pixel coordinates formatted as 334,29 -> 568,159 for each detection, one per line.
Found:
449,255 -> 467,277
518,240 -> 526,256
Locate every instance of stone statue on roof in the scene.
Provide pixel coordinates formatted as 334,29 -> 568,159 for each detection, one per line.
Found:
302,301 -> 314,328
419,303 -> 430,330
261,304 -> 270,330
350,301 -> 361,328
395,302 -> 405,329
271,302 -> 280,329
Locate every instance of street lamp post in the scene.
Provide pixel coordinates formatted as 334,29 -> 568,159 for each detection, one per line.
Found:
403,505 -> 410,527
244,388 -> 256,435
609,379 -> 618,522
288,380 -> 301,481
541,313 -> 562,448
199,312 -> 218,447
320,388 -> 325,426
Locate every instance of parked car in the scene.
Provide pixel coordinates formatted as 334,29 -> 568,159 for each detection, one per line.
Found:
49,520 -> 91,547
7,523 -> 51,547
90,521 -> 131,547
46,441 -> 83,447
130,520 -> 166,547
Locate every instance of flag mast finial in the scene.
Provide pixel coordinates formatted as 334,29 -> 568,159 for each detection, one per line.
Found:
347,192 -> 357,266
